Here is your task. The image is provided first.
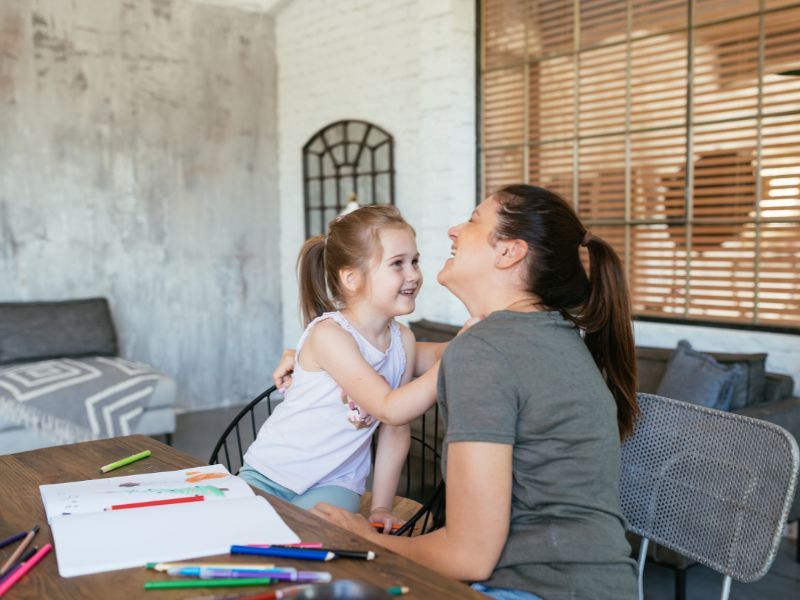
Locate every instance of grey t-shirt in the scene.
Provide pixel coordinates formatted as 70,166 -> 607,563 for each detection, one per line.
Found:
438,310 -> 637,600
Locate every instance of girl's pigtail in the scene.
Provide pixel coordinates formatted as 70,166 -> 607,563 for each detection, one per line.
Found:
297,235 -> 335,326
579,236 -> 639,438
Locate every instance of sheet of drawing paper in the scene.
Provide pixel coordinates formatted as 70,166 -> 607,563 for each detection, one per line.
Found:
50,495 -> 301,577
39,464 -> 253,523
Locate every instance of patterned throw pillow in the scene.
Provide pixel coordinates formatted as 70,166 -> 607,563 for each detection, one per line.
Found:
656,340 -> 744,411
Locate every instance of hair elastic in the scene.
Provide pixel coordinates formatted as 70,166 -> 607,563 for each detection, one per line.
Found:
580,230 -> 592,247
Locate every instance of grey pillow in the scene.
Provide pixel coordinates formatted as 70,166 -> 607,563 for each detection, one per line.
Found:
0,298 -> 118,364
656,340 -> 743,411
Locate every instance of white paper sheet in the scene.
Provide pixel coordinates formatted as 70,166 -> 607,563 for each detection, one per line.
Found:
40,464 -> 254,523
50,495 -> 301,577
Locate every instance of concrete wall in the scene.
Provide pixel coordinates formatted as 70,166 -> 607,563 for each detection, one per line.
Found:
275,0 -> 476,346
0,0 -> 281,409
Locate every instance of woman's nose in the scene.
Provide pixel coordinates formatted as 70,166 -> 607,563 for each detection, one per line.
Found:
448,223 -> 463,239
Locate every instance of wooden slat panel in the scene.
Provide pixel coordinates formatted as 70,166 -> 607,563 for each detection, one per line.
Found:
484,147 -> 525,197
692,119 -> 758,220
631,128 -> 687,220
481,1 -> 800,329
578,44 -> 627,136
693,16 -> 758,122
630,224 -> 689,316
761,114 -> 800,221
529,141 -> 574,204
578,135 -> 626,220
579,0 -> 627,48
631,33 -> 687,129
528,0 -> 574,56
482,66 -> 526,147
763,8 -> 800,115
529,55 -> 575,141
632,0 -> 687,35
757,221 -> 800,324
694,0 -> 759,24
484,0 -> 527,69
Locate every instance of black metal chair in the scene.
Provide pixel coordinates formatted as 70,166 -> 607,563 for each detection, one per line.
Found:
209,385 -> 446,537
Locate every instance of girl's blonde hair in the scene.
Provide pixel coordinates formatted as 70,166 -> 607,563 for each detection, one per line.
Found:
297,205 -> 414,326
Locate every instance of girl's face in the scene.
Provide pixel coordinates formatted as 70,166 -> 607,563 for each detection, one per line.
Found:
437,196 -> 501,295
362,227 -> 422,317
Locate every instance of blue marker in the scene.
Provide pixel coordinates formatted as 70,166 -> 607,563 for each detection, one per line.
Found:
230,545 -> 336,561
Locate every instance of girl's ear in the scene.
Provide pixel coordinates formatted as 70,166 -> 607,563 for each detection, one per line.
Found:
496,239 -> 529,269
339,267 -> 364,295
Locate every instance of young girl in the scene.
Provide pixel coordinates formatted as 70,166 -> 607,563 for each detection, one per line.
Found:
240,205 -> 440,528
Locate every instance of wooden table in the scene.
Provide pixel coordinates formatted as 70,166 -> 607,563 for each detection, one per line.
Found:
0,435 -> 483,599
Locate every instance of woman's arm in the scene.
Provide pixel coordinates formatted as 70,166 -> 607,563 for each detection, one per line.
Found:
312,440 -> 513,581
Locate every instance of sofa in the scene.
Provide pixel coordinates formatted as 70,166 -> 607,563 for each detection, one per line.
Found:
408,318 -> 800,577
0,298 -> 177,454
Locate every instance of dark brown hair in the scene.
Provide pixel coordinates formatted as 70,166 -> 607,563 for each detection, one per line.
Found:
493,184 -> 638,438
297,205 -> 414,326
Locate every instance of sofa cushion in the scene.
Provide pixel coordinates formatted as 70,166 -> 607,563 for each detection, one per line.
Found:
656,340 -> 742,410
0,298 -> 117,364
704,350 -> 767,408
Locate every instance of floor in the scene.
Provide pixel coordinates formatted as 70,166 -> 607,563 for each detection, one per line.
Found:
164,405 -> 800,600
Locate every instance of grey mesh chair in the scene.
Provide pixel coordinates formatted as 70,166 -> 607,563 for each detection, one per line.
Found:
620,393 -> 799,600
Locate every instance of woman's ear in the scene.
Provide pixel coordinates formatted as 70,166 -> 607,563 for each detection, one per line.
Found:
339,267 -> 363,294
496,240 -> 528,269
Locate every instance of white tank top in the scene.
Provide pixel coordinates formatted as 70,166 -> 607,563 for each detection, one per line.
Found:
243,312 -> 407,495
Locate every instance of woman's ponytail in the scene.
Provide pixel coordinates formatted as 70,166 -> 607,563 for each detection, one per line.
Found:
297,235 -> 334,326
578,236 -> 638,438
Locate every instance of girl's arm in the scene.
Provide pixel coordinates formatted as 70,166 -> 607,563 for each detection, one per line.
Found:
306,320 -> 438,425
368,328 -> 416,529
273,318 -> 482,386
312,440 -> 513,580
369,422 -> 411,530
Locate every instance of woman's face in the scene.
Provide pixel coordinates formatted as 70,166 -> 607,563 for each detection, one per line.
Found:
437,195 -> 501,295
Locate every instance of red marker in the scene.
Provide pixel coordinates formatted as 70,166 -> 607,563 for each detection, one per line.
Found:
105,495 -> 204,511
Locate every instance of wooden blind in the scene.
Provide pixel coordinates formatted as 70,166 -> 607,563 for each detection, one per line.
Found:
480,0 -> 800,329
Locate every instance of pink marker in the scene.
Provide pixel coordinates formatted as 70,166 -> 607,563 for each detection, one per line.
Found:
0,543 -> 52,597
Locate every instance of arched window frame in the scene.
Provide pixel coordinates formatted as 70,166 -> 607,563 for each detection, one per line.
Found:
302,120 -> 395,238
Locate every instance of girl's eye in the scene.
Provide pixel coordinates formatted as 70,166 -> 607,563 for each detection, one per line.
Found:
412,258 -> 419,266
391,260 -> 403,267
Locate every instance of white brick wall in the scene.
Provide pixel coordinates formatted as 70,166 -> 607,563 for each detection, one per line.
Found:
275,0 -> 475,346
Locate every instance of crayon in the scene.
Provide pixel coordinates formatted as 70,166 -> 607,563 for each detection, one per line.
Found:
99,449 -> 151,473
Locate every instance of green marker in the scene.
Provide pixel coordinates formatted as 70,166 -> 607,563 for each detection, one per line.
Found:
99,450 -> 152,473
144,578 -> 273,589
387,586 -> 410,596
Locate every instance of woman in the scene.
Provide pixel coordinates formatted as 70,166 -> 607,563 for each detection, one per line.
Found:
277,185 -> 638,600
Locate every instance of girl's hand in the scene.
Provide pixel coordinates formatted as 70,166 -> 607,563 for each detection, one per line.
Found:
272,349 -> 297,392
368,506 -> 404,536
310,502 -> 379,541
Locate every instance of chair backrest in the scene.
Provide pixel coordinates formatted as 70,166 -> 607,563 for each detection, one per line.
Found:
620,393 -> 799,584
209,385 -> 446,536
209,385 -> 280,474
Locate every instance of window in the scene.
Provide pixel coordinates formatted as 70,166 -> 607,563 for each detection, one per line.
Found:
303,120 -> 395,238
479,0 -> 800,329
